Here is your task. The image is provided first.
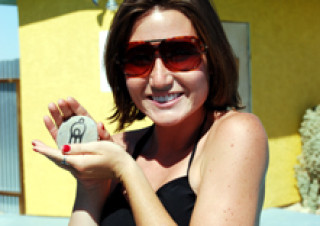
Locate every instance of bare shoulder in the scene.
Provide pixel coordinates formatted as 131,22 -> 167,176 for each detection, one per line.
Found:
214,111 -> 265,132
111,126 -> 152,155
203,111 -> 269,164
209,111 -> 268,145
191,113 -> 269,225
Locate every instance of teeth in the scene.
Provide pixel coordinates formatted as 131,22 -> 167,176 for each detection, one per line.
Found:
152,94 -> 180,103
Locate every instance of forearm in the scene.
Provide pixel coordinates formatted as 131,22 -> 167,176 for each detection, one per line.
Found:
119,159 -> 177,226
69,210 -> 99,226
69,181 -> 110,226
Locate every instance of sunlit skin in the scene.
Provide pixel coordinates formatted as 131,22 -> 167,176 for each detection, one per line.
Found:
126,9 -> 209,127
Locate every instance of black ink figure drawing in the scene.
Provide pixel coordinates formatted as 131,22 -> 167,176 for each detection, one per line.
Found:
69,117 -> 86,144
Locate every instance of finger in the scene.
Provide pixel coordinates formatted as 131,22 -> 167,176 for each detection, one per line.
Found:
62,141 -> 119,156
32,140 -> 67,166
61,143 -> 97,156
32,140 -> 91,177
57,99 -> 74,119
33,140 -> 62,160
97,122 -> 112,141
32,140 -> 77,172
48,102 -> 63,127
44,115 -> 58,141
66,97 -> 92,118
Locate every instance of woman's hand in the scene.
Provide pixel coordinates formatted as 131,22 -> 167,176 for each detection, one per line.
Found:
43,97 -> 110,142
32,140 -> 133,183
32,139 -> 133,225
38,98 -> 133,225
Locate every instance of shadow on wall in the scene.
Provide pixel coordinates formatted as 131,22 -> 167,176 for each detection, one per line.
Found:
262,101 -> 319,138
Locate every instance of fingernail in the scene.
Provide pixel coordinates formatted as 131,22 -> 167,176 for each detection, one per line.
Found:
62,145 -> 71,153
32,141 -> 36,146
101,123 -> 105,131
33,148 -> 38,152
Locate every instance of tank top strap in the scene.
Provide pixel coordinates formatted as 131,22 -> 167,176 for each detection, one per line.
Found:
132,114 -> 206,174
132,125 -> 154,159
187,114 -> 207,175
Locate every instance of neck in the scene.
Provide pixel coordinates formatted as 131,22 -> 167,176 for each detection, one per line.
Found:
148,110 -> 207,160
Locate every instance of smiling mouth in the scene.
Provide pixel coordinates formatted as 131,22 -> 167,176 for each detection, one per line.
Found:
150,93 -> 182,103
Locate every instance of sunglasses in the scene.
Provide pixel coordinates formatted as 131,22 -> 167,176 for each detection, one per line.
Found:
122,36 -> 207,77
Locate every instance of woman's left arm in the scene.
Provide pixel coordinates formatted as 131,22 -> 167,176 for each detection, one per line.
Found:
190,113 -> 269,226
33,140 -> 178,226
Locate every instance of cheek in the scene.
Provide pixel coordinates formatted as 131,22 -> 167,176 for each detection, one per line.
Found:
192,70 -> 210,107
125,78 -> 146,102
180,71 -> 209,109
125,79 -> 137,99
194,63 -> 210,98
198,76 -> 209,102
201,59 -> 210,99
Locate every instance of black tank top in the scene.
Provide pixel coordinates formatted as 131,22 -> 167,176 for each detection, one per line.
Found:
100,122 -> 205,226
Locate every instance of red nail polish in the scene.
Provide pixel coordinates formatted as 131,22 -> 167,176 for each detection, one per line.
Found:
101,124 -> 105,131
62,145 -> 71,152
32,142 -> 36,146
33,148 -> 38,152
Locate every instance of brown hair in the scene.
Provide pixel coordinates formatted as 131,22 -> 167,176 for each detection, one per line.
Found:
105,0 -> 242,131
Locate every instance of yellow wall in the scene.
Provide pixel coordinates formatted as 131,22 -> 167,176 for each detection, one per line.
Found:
18,0 -> 320,216
214,0 -> 320,207
18,0 -> 148,216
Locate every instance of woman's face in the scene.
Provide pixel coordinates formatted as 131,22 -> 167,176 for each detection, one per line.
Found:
125,9 -> 209,126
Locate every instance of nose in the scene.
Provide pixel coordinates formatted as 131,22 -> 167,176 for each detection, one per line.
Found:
149,57 -> 173,90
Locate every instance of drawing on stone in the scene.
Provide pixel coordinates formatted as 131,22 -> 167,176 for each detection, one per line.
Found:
57,116 -> 98,149
69,117 -> 87,144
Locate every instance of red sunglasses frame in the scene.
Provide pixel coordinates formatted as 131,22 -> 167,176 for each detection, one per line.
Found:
122,36 -> 207,77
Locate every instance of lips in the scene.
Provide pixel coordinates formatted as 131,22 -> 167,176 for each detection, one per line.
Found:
151,93 -> 181,103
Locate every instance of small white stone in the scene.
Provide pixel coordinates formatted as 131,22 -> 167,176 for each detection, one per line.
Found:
57,116 -> 98,149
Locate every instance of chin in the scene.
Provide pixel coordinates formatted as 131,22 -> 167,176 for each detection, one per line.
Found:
153,121 -> 179,127
149,113 -> 188,127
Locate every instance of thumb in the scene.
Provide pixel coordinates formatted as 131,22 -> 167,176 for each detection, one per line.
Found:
61,141 -> 103,155
97,122 -> 112,141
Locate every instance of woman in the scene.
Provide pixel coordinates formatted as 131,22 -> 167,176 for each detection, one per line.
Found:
33,0 -> 269,225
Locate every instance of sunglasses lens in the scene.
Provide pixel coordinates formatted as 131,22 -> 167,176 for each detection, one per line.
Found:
123,37 -> 205,77
162,40 -> 202,71
123,44 -> 154,76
